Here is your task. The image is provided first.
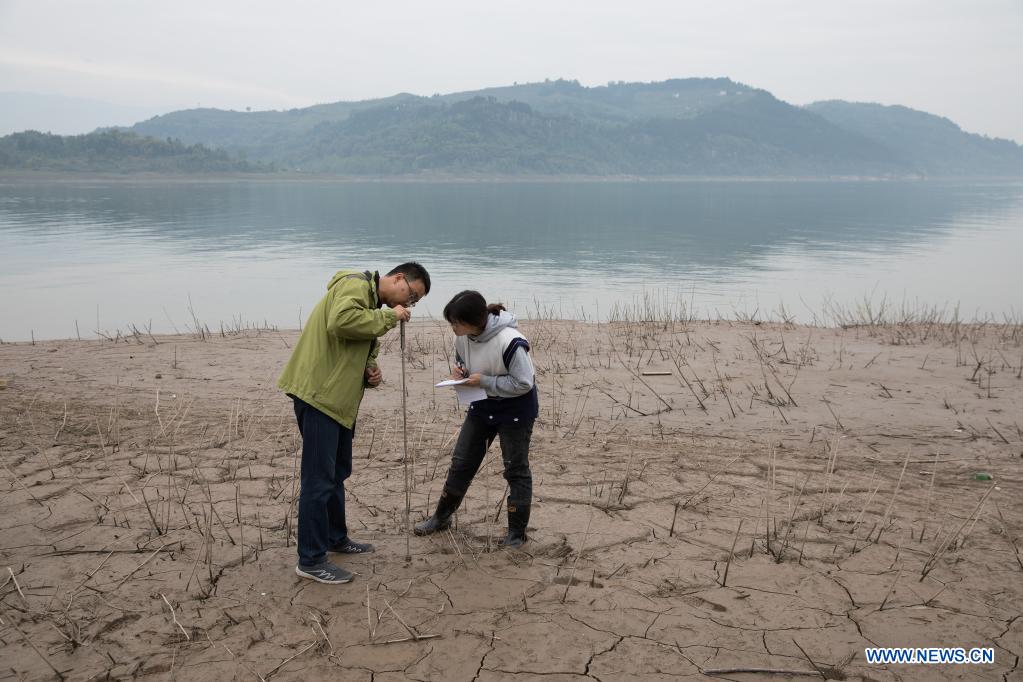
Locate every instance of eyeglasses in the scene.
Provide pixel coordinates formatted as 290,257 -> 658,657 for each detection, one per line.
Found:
404,279 -> 421,307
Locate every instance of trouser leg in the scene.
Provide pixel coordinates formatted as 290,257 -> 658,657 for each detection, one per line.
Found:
498,420 -> 533,507
294,398 -> 345,567
442,415 -> 497,497
326,424 -> 353,546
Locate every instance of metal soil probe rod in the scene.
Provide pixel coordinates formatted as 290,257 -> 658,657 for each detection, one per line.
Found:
401,320 -> 411,562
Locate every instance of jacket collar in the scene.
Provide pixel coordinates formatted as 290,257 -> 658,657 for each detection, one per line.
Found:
373,271 -> 383,308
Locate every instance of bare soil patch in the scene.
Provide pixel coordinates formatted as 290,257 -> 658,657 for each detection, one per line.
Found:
1,318 -> 1021,680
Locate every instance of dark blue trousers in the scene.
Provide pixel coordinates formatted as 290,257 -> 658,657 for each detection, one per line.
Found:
293,397 -> 353,567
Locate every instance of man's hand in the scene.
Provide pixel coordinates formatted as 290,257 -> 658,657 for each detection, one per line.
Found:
464,373 -> 482,387
451,365 -> 467,381
392,305 -> 411,322
365,366 -> 382,387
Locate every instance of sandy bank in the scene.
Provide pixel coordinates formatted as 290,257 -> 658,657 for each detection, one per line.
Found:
1,318 -> 1021,679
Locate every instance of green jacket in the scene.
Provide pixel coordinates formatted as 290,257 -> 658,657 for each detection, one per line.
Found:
278,270 -> 398,428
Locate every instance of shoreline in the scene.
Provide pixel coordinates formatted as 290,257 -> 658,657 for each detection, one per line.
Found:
5,169 -> 1022,185
4,307 -> 1020,344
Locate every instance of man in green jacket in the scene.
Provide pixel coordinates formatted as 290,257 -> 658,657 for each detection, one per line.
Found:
279,262 -> 430,584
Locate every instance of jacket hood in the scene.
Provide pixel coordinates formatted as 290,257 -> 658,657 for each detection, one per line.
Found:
472,310 -> 518,342
327,269 -> 378,300
328,270 -> 366,289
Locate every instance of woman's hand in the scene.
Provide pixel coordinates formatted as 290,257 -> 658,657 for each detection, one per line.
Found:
464,373 -> 482,387
450,365 -> 467,381
365,366 -> 382,387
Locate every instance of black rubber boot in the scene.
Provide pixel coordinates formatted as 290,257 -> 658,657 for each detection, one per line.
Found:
502,500 -> 530,548
414,489 -> 463,536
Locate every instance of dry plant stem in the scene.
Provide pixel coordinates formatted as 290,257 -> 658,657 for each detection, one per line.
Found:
160,593 -> 190,640
878,565 -> 903,611
383,599 -> 438,642
818,438 -> 839,523
108,543 -> 164,593
141,489 -> 162,534
366,583 -> 373,641
6,566 -> 27,601
750,498 -> 765,555
797,523 -> 810,565
822,398 -> 844,430
924,454 -> 939,516
790,638 -> 828,680
377,634 -> 443,645
446,529 -> 469,569
562,504 -> 596,603
71,549 -> 114,595
1,608 -> 65,680
779,475 -> 810,560
876,452 -> 910,543
920,483 -> 997,580
210,633 -> 266,682
721,518 -> 744,587
713,356 -> 737,418
670,355 -> 707,411
925,582 -> 950,606
2,460 -> 45,507
263,640 -> 317,679
185,508 -> 213,593
618,448 -> 636,504
669,502 -> 680,537
995,504 -> 1023,574
851,480 -> 883,534
680,455 -> 742,509
54,401 -> 68,444
703,668 -> 824,677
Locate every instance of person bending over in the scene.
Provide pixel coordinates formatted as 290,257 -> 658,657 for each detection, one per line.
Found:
415,290 -> 538,547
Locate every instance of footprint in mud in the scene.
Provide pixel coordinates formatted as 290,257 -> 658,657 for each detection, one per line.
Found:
682,595 -> 728,612
531,538 -> 572,559
552,575 -> 604,588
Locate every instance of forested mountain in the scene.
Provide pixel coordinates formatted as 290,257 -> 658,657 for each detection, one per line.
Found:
806,100 -> 1023,176
0,130 -> 262,172
5,79 -> 1022,176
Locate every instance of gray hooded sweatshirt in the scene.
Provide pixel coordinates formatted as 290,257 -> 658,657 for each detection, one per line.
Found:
454,310 -> 535,398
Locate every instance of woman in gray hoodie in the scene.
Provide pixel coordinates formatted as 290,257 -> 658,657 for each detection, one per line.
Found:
414,290 -> 539,547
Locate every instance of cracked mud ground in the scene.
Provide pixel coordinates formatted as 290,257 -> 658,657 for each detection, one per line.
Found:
1,318 -> 1021,681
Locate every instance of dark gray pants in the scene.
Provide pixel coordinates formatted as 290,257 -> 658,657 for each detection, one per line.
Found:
444,415 -> 533,506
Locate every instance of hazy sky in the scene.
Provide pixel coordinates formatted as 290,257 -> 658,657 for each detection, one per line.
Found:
1,0 -> 1021,141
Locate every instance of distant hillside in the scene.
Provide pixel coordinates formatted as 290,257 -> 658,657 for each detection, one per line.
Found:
267,93 -> 905,175
806,101 -> 1023,176
435,77 -> 764,123
63,79 -> 1023,176
0,130 -> 263,173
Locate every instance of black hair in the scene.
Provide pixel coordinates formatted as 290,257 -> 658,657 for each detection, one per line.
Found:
387,262 -> 431,294
443,290 -> 505,329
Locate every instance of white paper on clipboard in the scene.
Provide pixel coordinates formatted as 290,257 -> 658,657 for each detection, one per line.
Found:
435,378 -> 487,407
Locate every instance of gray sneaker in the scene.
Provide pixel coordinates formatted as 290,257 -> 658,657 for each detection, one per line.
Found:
329,538 -> 375,554
295,561 -> 353,584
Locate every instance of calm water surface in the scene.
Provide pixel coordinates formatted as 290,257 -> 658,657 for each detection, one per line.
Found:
1,179 -> 1021,341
